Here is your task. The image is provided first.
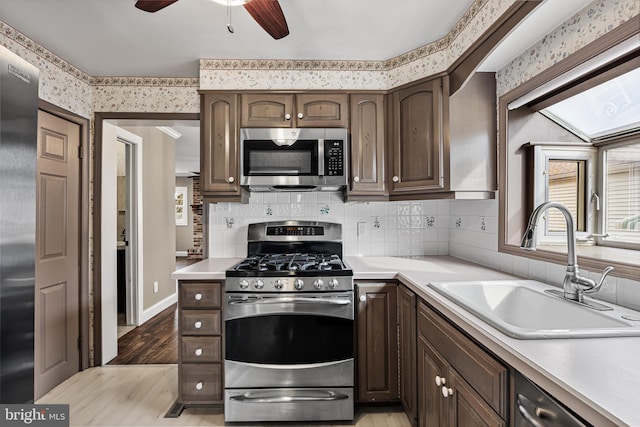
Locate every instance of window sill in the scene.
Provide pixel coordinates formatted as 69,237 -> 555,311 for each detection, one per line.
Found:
501,243 -> 639,281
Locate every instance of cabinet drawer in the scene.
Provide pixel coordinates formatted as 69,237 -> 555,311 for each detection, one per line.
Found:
181,310 -> 221,335
180,282 -> 221,309
418,301 -> 507,417
181,363 -> 222,403
181,336 -> 221,363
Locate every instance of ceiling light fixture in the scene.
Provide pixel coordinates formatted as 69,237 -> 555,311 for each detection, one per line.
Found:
156,126 -> 182,139
209,0 -> 250,6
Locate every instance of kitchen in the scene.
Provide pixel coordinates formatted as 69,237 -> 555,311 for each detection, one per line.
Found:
0,0 -> 639,426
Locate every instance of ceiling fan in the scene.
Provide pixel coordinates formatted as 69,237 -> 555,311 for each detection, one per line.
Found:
135,0 -> 289,40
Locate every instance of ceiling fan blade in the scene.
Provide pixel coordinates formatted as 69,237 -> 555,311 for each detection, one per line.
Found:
135,0 -> 179,13
243,0 -> 290,40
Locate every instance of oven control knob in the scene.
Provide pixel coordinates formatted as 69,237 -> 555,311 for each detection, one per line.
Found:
239,279 -> 249,290
294,279 -> 304,290
328,278 -> 339,289
274,279 -> 284,290
313,279 -> 324,289
254,279 -> 264,289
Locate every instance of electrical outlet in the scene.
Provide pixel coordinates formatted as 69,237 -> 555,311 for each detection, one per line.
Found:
153,281 -> 159,293
357,221 -> 367,238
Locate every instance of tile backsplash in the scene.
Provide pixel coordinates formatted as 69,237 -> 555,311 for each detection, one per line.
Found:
208,195 -> 640,311
208,192 -> 450,258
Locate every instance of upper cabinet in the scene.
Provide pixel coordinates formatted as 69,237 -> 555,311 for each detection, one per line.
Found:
389,77 -> 445,196
388,73 -> 497,200
348,93 -> 387,199
241,93 -> 349,128
200,93 -> 247,203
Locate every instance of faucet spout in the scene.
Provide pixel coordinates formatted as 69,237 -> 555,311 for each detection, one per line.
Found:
520,202 -> 613,303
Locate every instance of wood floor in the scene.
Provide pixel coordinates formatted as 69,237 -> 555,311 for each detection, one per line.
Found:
109,304 -> 178,365
37,365 -> 410,427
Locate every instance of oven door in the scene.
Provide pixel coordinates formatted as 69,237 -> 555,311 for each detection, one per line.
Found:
224,292 -> 354,388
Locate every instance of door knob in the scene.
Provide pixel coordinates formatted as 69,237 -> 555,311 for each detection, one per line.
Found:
353,176 -> 360,183
194,293 -> 203,301
195,348 -> 203,356
392,176 -> 399,183
435,376 -> 445,386
297,112 -> 304,119
195,381 -> 203,390
441,386 -> 453,398
194,321 -> 202,329
285,113 -> 291,120
228,176 -> 235,183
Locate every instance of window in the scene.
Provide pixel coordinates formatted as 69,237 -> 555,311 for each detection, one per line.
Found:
499,28 -> 640,280
601,141 -> 640,246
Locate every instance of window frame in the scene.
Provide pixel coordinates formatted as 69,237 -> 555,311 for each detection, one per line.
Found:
498,20 -> 640,281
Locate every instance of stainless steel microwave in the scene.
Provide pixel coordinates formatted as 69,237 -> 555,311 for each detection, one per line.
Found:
240,128 -> 348,192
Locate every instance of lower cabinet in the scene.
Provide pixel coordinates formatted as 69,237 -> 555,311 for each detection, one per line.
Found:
356,282 -> 399,403
417,300 -> 507,427
177,281 -> 224,409
398,285 -> 417,426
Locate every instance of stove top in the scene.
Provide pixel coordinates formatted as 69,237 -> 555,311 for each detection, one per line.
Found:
231,253 -> 350,274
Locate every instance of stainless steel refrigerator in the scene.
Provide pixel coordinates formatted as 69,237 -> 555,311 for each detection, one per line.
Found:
0,45 -> 39,403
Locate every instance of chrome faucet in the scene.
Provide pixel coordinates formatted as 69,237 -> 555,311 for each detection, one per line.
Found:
520,202 -> 614,303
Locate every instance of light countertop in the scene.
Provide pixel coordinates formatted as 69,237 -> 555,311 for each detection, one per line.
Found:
172,255 -> 640,426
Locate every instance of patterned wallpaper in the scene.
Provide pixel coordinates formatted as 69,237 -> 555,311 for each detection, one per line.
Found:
496,0 -> 640,96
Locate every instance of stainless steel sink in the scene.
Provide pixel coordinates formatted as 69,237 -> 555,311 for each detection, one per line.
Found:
428,280 -> 640,339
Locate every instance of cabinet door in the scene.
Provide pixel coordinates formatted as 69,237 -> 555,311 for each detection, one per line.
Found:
241,93 -> 294,127
296,94 -> 348,127
418,337 -> 448,427
449,370 -> 505,427
399,286 -> 417,426
356,282 -> 398,402
390,78 -> 445,194
201,93 -> 242,197
349,94 -> 387,197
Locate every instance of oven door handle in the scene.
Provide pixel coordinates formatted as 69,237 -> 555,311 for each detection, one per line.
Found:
229,391 -> 349,403
228,297 -> 352,306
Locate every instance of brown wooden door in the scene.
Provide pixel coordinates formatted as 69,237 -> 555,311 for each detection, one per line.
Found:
201,93 -> 243,199
35,110 -> 80,399
356,282 -> 398,402
390,78 -> 445,194
349,93 -> 387,197
398,286 -> 417,426
449,370 -> 505,427
295,94 -> 348,127
241,93 -> 294,127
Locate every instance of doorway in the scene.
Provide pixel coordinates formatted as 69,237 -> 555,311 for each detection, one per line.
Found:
93,113 -> 200,366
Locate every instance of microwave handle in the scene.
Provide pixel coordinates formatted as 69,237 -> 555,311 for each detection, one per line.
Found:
318,138 -> 325,177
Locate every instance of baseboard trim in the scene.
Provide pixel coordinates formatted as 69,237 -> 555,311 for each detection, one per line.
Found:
140,292 -> 177,325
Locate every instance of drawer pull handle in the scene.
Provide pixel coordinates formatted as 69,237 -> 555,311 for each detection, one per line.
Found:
195,382 -> 203,391
195,348 -> 203,356
441,386 -> 453,398
359,295 -> 366,303
285,113 -> 291,120
297,112 -> 304,119
194,321 -> 202,329
194,293 -> 203,301
435,376 -> 445,386
392,175 -> 399,183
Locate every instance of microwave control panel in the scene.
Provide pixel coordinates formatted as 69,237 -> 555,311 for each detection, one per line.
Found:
324,140 -> 344,176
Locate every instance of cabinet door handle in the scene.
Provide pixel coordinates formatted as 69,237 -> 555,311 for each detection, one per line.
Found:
194,293 -> 203,301
285,113 -> 291,120
441,386 -> 453,398
392,176 -> 399,183
435,376 -> 445,386
195,348 -> 203,356
195,381 -> 203,390
297,112 -> 304,119
353,176 -> 360,183
228,176 -> 235,183
359,295 -> 367,303
194,321 -> 202,329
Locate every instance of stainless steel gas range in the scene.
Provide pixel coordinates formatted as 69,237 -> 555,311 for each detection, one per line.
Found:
224,220 -> 354,423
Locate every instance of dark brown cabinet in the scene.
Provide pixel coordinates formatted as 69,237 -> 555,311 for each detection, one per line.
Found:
348,93 -> 387,199
356,282 -> 398,403
200,92 -> 247,203
177,281 -> 224,409
241,93 -> 348,128
398,285 -> 417,426
417,301 -> 507,427
389,77 -> 446,196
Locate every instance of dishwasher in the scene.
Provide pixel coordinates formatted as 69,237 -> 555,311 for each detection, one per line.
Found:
515,371 -> 590,427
